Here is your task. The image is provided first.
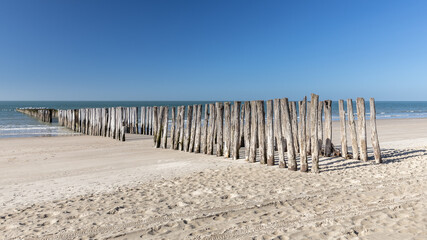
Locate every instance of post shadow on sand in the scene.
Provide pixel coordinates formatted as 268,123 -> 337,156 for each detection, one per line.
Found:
121,134 -> 426,173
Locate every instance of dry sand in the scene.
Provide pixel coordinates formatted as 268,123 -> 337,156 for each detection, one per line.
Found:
0,118 -> 426,239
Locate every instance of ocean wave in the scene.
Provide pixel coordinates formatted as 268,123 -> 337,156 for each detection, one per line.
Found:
0,132 -> 81,137
0,127 -> 62,131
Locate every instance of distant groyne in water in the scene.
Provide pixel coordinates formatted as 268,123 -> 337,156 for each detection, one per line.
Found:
16,94 -> 382,173
16,108 -> 55,123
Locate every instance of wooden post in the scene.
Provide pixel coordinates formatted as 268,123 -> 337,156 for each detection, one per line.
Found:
134,107 -> 139,134
110,108 -> 115,139
170,107 -> 176,150
207,104 -> 216,155
347,99 -> 359,160
317,101 -> 324,155
299,97 -> 308,172
141,106 -> 146,134
306,101 -> 311,155
156,106 -> 164,148
215,102 -> 224,157
106,108 -> 110,137
202,104 -> 209,154
357,98 -> 368,162
175,106 -> 183,150
116,107 -> 121,140
280,103 -> 288,153
232,101 -> 241,160
145,107 -> 150,135
153,107 -> 158,144
183,106 -> 192,152
290,101 -> 299,153
230,106 -> 235,157
161,106 -> 169,149
194,105 -> 202,153
223,102 -> 231,158
324,100 -> 333,157
146,107 -> 149,135
310,94 -> 320,173
338,100 -> 348,159
239,105 -> 245,147
189,105 -> 197,152
179,106 -> 185,151
370,98 -> 382,163
147,107 -> 151,135
244,102 -> 251,161
282,98 -> 296,171
257,100 -> 266,164
274,99 -> 285,168
249,101 -> 258,163
266,100 -> 274,166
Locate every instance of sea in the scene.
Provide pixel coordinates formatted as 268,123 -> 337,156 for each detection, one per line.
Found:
1,101 -> 427,138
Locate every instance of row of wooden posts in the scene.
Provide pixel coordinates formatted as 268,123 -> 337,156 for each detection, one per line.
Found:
143,94 -> 381,173
16,108 -> 54,123
56,107 -> 137,141
19,94 -> 381,173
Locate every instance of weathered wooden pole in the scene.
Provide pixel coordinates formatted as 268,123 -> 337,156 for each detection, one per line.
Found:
141,106 -> 146,134
232,101 -> 241,160
317,101 -> 324,155
310,94 -> 320,173
120,121 -> 126,142
290,101 -> 299,153
170,106 -> 176,150
189,105 -> 197,152
202,104 -> 209,154
134,107 -> 139,134
257,100 -> 266,164
239,105 -> 245,148
161,106 -> 169,149
274,99 -> 285,168
280,104 -> 288,154
156,106 -> 164,148
338,100 -> 348,159
244,102 -> 251,161
299,97 -> 308,172
357,98 -> 368,162
143,107 -> 149,135
249,101 -> 258,163
110,108 -> 115,139
223,102 -> 231,158
266,100 -> 274,166
230,106 -> 235,156
324,100 -> 333,157
282,98 -> 297,171
215,102 -> 224,156
347,99 -> 359,160
370,98 -> 382,163
184,106 -> 193,152
179,106 -> 185,151
147,107 -> 152,135
306,101 -> 311,155
207,104 -> 216,155
153,107 -> 158,144
117,107 -> 122,141
174,106 -> 181,150
145,107 -> 150,135
194,104 -> 202,153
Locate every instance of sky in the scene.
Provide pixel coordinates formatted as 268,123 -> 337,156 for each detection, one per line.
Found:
0,0 -> 427,101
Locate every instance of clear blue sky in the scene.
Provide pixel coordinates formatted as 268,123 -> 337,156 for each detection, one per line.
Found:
1,0 -> 426,101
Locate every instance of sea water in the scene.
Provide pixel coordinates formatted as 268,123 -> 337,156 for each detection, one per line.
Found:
1,101 -> 427,138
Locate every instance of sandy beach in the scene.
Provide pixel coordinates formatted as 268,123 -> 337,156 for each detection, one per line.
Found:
1,118 -> 426,239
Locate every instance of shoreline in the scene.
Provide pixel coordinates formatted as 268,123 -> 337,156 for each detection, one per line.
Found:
2,117 -> 427,139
